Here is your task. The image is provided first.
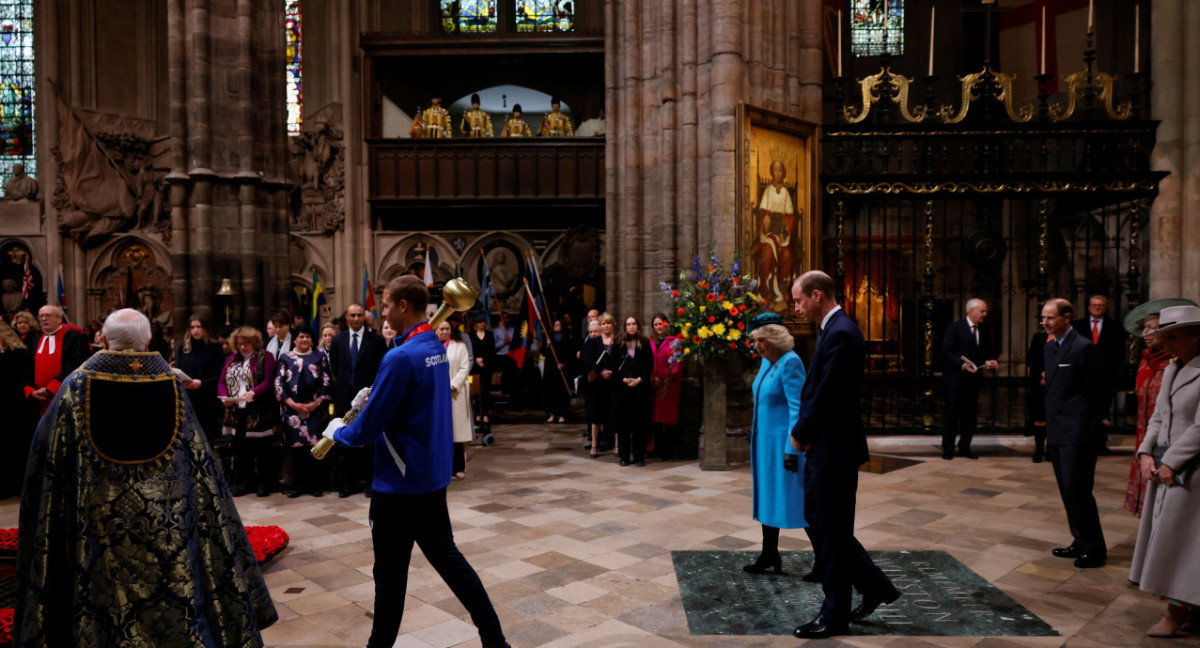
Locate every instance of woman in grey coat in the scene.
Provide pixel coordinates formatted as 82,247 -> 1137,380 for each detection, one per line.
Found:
1129,305 -> 1200,637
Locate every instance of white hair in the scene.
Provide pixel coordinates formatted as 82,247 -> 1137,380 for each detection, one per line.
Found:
750,323 -> 795,352
965,298 -> 985,315
102,308 -> 152,351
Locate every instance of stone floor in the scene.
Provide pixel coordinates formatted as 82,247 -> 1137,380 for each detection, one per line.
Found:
3,424 -> 1198,648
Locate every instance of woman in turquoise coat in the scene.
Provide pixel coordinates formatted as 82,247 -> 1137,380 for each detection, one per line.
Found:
745,313 -> 808,574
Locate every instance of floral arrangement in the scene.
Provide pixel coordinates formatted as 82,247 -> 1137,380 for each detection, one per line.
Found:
661,246 -> 765,362
245,525 -> 291,563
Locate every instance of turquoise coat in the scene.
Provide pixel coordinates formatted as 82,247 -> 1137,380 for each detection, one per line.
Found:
750,351 -> 807,529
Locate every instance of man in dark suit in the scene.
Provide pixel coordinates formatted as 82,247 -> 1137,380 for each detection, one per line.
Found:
1071,294 -> 1124,453
329,303 -> 387,497
25,304 -> 89,417
1042,298 -> 1109,568
789,271 -> 898,639
942,298 -> 999,460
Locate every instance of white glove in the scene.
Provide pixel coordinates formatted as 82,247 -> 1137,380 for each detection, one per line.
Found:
351,387 -> 372,410
323,417 -> 346,441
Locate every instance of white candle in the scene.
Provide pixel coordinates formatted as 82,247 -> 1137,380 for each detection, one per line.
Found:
1040,6 -> 1046,75
1088,0 -> 1094,32
1134,5 -> 1140,72
928,5 -> 936,76
837,9 -> 843,76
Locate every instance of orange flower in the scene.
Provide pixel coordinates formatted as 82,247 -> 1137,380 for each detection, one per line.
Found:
728,308 -> 739,317
706,293 -> 716,302
698,280 -> 708,289
677,307 -> 685,315
692,336 -> 701,344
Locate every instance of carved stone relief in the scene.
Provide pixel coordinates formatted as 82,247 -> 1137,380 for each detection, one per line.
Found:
288,106 -> 345,234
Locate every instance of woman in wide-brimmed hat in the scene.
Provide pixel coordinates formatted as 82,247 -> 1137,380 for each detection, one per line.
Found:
1129,304 -> 1200,637
1123,298 -> 1196,517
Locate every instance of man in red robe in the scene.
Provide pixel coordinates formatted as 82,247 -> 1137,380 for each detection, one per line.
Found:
24,304 -> 88,416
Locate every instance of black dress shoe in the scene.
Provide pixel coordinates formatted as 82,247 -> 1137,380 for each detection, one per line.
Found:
635,460 -> 646,467
849,587 -> 901,623
619,460 -> 630,466
794,614 -> 848,639
1052,546 -> 1082,558
1032,452 -> 1045,463
743,552 -> 783,575
284,489 -> 301,498
942,450 -> 953,460
959,450 -> 979,459
338,489 -> 353,498
1074,554 -> 1106,568
232,485 -> 250,497
801,570 -> 821,583
256,485 -> 270,497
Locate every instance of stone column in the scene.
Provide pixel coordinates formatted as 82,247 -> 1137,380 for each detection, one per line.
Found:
168,0 -> 292,333
1149,0 -> 1200,302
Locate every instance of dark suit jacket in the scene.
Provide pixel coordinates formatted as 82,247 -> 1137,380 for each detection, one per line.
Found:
328,327 -> 387,415
790,308 -> 870,469
1043,328 -> 1108,447
24,328 -> 89,395
943,318 -> 994,386
1072,315 -> 1124,372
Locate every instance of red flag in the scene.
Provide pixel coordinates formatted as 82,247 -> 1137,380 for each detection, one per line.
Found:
507,285 -> 540,370
124,267 -> 137,308
21,258 -> 33,299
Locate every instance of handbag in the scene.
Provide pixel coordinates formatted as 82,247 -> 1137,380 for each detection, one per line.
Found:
1151,445 -> 1192,486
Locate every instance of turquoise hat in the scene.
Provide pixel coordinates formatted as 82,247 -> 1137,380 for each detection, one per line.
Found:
747,312 -> 784,333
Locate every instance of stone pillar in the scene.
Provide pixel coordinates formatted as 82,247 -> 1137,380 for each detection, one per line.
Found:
1149,0 -> 1200,303
168,0 -> 292,333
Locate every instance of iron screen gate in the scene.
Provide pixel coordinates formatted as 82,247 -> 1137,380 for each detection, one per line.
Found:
819,59 -> 1165,435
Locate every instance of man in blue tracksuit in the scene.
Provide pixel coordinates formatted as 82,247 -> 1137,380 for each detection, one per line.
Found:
324,275 -> 509,648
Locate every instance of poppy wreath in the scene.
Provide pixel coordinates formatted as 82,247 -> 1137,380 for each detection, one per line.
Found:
661,245 -> 764,362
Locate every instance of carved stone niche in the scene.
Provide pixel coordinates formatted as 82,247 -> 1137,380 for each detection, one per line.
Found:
288,104 -> 345,234
94,239 -> 174,333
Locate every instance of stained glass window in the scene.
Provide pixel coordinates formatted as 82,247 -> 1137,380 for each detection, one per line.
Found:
0,0 -> 34,189
516,0 -> 574,32
285,1 -> 302,134
441,0 -> 497,33
850,0 -> 904,57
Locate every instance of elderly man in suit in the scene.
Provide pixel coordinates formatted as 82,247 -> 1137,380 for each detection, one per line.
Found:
1072,294 -> 1124,453
1042,298 -> 1109,568
942,298 -> 999,460
789,271 -> 899,639
329,302 -> 388,497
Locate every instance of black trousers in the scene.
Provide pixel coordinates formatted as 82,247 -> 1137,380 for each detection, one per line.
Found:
336,445 -> 373,493
288,445 -> 330,493
804,462 -> 897,628
614,385 -> 650,463
1048,444 -> 1107,557
366,488 -> 505,648
942,380 -> 980,452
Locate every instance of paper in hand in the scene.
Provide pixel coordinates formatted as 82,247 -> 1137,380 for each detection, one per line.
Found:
960,356 -> 979,372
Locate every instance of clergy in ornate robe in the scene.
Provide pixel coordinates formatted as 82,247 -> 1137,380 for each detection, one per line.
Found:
15,308 -> 277,647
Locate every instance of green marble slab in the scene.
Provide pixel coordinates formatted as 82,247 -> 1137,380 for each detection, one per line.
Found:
672,550 -> 1059,637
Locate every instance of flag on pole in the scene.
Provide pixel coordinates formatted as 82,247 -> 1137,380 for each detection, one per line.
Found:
508,282 -> 540,370
422,252 -> 434,287
21,258 -> 33,300
479,255 -> 494,318
311,269 -> 326,331
362,266 -> 377,317
56,264 -> 68,319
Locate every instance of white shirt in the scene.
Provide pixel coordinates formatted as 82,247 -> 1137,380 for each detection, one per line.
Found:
820,306 -> 842,332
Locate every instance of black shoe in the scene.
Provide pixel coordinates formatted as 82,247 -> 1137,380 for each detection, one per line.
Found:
311,489 -> 324,497
1032,451 -> 1045,463
256,485 -> 270,497
849,586 -> 901,623
232,485 -> 250,497
635,460 -> 646,467
801,570 -> 821,583
619,460 -> 630,466
1074,554 -> 1106,568
364,487 -> 375,498
338,489 -> 353,498
794,614 -> 848,639
959,450 -> 979,459
284,489 -> 301,498
743,553 -> 783,575
1052,545 -> 1082,558
942,450 -> 953,460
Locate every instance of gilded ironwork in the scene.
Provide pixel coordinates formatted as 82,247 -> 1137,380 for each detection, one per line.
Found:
1037,199 -> 1049,276
835,200 -> 845,277
1049,70 -> 1131,122
938,67 -> 1034,124
824,179 -> 1159,195
843,68 -> 929,124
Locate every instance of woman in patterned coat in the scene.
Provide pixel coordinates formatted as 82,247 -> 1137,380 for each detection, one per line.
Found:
275,324 -> 332,497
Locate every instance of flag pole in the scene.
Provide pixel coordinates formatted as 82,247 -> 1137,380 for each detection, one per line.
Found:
525,279 -> 572,395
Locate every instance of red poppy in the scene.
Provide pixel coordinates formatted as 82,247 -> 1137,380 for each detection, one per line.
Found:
677,307 -> 685,315
692,336 -> 701,344
737,322 -> 745,330
672,290 -> 679,297
707,316 -> 715,323
729,343 -> 737,349
706,293 -> 716,302
739,304 -> 747,312
728,308 -> 739,317
677,334 -> 687,341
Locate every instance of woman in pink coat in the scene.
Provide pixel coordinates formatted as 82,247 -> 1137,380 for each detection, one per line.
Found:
649,314 -> 683,459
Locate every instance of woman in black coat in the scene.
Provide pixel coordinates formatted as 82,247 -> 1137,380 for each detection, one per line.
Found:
611,316 -> 654,466
580,313 -> 617,457
469,314 -> 497,424
1,319 -> 34,498
175,314 -> 226,441
541,318 -> 578,423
